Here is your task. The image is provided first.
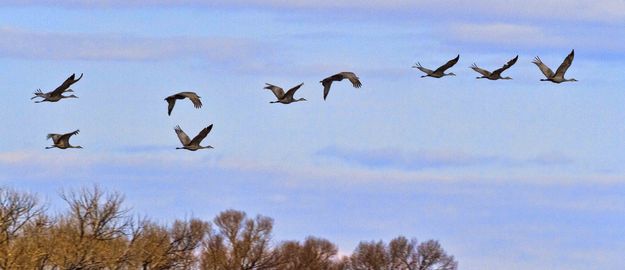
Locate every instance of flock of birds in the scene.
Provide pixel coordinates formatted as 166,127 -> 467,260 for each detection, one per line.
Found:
33,50 -> 577,151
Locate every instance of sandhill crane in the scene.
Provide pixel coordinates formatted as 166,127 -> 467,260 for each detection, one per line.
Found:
164,92 -> 202,115
46,130 -> 82,149
174,124 -> 214,151
532,50 -> 577,83
471,55 -> 518,80
320,72 -> 362,100
32,73 -> 82,103
264,83 -> 306,104
412,55 -> 459,78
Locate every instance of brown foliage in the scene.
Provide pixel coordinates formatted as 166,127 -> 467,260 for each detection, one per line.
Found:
0,186 -> 458,270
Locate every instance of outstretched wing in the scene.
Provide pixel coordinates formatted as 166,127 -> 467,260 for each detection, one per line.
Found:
340,72 -> 362,88
284,83 -> 304,100
532,57 -> 554,78
174,125 -> 191,146
32,89 -> 45,100
59,130 -> 80,143
190,124 -> 213,146
166,97 -> 177,116
264,83 -> 285,99
177,92 -> 203,109
322,80 -> 333,100
51,73 -> 83,96
492,55 -> 518,77
554,50 -> 574,78
46,133 -> 62,144
470,64 -> 491,76
412,63 -> 433,75
434,55 -> 460,74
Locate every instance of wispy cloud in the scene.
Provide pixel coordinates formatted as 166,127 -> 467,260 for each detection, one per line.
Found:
447,23 -> 566,48
316,146 -> 572,171
0,27 -> 263,62
1,150 -> 622,188
444,22 -> 625,55
2,1 -> 624,23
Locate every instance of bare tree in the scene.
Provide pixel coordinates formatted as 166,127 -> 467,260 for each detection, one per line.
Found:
277,236 -> 342,270
128,218 -> 208,270
200,209 -> 282,270
0,187 -> 46,269
48,186 -> 131,269
349,237 -> 457,270
349,240 -> 391,270
0,186 -> 460,270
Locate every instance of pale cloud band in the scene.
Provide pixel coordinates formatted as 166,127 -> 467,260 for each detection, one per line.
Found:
2,0 -> 624,23
0,27 -> 261,62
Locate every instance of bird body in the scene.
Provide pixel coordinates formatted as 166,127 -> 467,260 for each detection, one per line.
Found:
46,130 -> 82,149
174,124 -> 213,151
264,83 -> 306,104
320,72 -> 362,100
471,55 -> 518,80
413,55 -> 459,78
165,92 -> 202,115
33,73 -> 82,103
532,50 -> 577,83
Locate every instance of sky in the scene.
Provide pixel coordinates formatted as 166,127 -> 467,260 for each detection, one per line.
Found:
1,1 -> 625,269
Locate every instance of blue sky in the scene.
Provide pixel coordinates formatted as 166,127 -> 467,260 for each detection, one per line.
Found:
1,1 -> 625,269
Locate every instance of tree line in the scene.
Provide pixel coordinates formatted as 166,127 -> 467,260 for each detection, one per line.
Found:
0,186 -> 458,270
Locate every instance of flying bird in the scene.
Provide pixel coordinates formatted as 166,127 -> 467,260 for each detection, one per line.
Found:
412,55 -> 459,78
46,130 -> 82,149
320,72 -> 362,100
532,50 -> 577,83
471,55 -> 518,80
174,124 -> 214,151
164,92 -> 202,115
32,73 -> 82,103
264,83 -> 306,104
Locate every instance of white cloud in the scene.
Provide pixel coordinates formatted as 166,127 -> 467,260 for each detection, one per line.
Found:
447,23 -> 566,48
2,0 -> 624,23
1,150 -> 623,187
0,27 -> 261,62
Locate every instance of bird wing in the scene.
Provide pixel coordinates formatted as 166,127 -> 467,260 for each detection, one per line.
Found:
166,97 -> 177,116
177,92 -> 203,109
341,72 -> 362,88
532,56 -> 554,78
554,50 -> 574,78
174,125 -> 191,146
284,83 -> 304,99
32,89 -> 45,99
412,63 -> 433,75
190,124 -> 213,146
491,55 -> 518,77
46,133 -> 62,144
51,73 -> 83,96
264,83 -> 285,99
58,130 -> 79,144
434,55 -> 460,74
322,80 -> 333,100
470,64 -> 491,76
